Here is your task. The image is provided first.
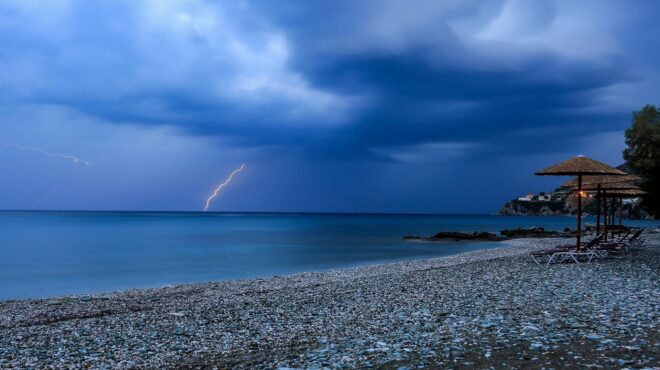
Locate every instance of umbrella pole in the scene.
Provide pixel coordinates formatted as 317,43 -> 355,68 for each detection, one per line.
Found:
577,174 -> 582,251
603,190 -> 608,241
618,197 -> 623,231
608,199 -> 612,233
596,185 -> 601,236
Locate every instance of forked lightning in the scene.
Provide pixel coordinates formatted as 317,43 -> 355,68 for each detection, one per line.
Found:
203,164 -> 245,212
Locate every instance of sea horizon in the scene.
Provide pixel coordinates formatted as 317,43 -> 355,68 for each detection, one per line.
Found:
2,212 -> 658,301
2,209 -> 507,216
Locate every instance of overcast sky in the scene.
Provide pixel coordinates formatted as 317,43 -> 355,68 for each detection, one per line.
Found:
0,0 -> 658,213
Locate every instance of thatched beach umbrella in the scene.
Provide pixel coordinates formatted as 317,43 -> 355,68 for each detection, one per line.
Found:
596,189 -> 646,197
560,174 -> 640,188
580,182 -> 639,191
595,188 -> 646,230
556,181 -> 640,237
559,174 -> 640,236
580,182 -> 641,236
535,155 -> 626,250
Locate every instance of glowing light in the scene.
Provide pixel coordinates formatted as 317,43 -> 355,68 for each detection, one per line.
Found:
0,142 -> 91,165
203,164 -> 245,212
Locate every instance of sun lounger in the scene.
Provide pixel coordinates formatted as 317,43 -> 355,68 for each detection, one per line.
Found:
594,243 -> 625,256
546,250 -> 596,264
615,230 -> 631,242
549,234 -> 604,250
627,227 -> 646,249
531,235 -> 603,266
598,227 -> 645,252
531,248 -> 597,265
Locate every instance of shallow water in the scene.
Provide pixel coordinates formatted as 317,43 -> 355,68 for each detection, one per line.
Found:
0,211 -> 657,300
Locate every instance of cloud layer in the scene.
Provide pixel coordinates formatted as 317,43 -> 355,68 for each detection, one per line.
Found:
0,0 -> 658,211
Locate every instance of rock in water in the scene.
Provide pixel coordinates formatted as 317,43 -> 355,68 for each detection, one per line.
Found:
499,227 -> 561,238
404,231 -> 505,242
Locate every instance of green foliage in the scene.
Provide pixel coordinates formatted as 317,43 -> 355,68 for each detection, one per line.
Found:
623,104 -> 660,218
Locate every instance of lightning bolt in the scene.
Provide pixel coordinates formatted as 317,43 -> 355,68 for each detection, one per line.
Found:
32,193 -> 51,209
0,142 -> 91,165
203,164 -> 245,212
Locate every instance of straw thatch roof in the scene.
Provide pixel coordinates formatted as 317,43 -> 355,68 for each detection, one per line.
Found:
535,155 -> 627,176
554,182 -> 640,195
579,182 -> 640,191
593,189 -> 647,198
560,174 -> 640,188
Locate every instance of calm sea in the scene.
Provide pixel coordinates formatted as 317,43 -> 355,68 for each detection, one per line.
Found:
1,211 -> 658,300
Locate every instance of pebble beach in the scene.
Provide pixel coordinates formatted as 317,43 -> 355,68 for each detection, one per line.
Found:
1,235 -> 658,369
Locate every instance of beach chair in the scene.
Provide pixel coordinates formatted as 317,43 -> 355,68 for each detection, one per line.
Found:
627,227 -> 647,249
593,242 -> 625,257
599,227 -> 645,252
550,234 -> 605,253
593,232 -> 630,256
545,249 -> 596,265
531,235 -> 603,266
582,234 -> 613,259
616,230 -> 631,242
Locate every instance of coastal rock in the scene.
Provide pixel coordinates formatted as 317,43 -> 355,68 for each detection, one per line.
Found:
434,231 -> 504,241
405,228 -> 572,242
404,231 -> 505,242
499,227 -> 561,238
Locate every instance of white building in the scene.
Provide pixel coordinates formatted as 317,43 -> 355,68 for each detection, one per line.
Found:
518,193 -> 552,202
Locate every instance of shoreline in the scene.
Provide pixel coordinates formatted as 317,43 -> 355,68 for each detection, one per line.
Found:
1,237 -> 555,304
1,235 -> 658,368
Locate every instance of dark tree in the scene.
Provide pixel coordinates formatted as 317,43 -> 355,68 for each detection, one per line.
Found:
623,104 -> 660,218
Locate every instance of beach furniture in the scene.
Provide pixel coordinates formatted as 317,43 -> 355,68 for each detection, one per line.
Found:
628,227 -> 647,249
593,243 -> 625,256
579,228 -> 645,261
614,230 -> 631,243
597,227 -> 646,252
531,235 -> 604,266
540,248 -> 596,265
559,174 -> 641,236
592,188 -> 647,241
590,233 -> 627,257
535,156 -> 626,251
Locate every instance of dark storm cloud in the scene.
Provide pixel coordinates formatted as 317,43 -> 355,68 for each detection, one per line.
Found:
251,0 -> 654,160
304,53 -> 631,147
2,0 -> 660,213
1,0 -> 658,162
